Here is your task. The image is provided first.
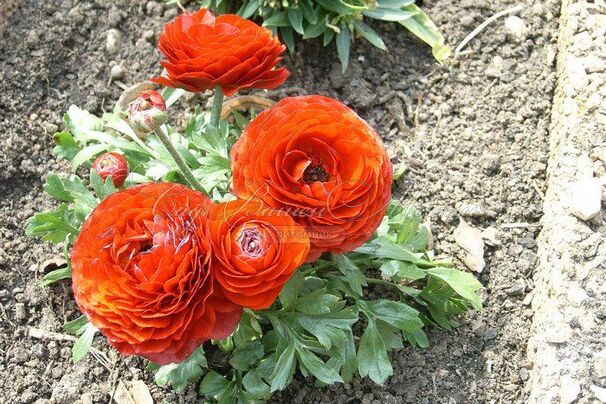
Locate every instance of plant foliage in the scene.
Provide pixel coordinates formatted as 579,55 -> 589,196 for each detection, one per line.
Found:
28,97 -> 481,402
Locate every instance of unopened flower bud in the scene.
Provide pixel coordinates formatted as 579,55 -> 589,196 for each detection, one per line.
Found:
91,152 -> 128,187
128,90 -> 167,135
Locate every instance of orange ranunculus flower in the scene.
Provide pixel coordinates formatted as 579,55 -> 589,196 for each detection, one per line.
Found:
71,183 -> 242,365
207,199 -> 309,310
151,8 -> 289,97
231,95 -> 393,262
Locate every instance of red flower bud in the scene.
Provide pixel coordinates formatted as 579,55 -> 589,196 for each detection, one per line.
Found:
91,152 -> 128,187
128,90 -> 167,135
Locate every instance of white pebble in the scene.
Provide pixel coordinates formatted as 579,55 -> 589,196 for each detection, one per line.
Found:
505,16 -> 528,42
106,29 -> 121,53
568,178 -> 602,221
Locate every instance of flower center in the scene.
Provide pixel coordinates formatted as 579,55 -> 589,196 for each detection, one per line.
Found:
303,164 -> 329,184
238,227 -> 263,258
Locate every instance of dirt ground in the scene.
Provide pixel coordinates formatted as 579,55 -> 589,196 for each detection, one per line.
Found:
0,0 -> 561,402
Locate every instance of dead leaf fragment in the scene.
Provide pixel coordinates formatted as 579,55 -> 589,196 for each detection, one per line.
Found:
114,380 -> 153,404
454,219 -> 486,273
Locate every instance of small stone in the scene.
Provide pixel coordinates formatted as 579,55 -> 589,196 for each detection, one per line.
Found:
560,375 -> 581,404
586,93 -> 602,112
26,30 -> 40,48
15,303 -> 26,322
481,227 -> 499,246
81,393 -> 94,404
43,122 -> 59,134
505,279 -> 525,296
457,203 -> 490,218
483,328 -> 497,341
582,55 -> 605,73
572,31 -> 593,52
143,30 -> 155,43
485,56 -> 504,78
146,1 -> 163,16
106,29 -> 122,53
591,385 -> 606,403
569,178 -> 602,221
110,64 -> 125,80
504,16 -> 528,42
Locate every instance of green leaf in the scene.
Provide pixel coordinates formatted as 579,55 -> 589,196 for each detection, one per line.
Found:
353,21 -> 386,50
239,0 -> 260,19
303,20 -> 327,39
426,267 -> 483,310
44,174 -> 74,202
64,105 -> 104,144
63,315 -> 89,336
90,170 -> 117,200
405,327 -> 429,348
399,4 -> 451,62
155,347 -> 207,392
393,163 -> 406,180
296,346 -> 343,384
323,29 -> 335,46
231,109 -> 250,130
72,323 -> 96,363
233,311 -> 263,347
364,300 -> 424,334
53,132 -> 81,161
269,342 -> 296,391
379,260 -> 426,280
161,87 -> 186,108
242,369 -> 271,399
60,175 -> 98,210
263,11 -> 289,27
280,26 -> 296,53
354,236 -> 424,263
230,340 -> 264,371
26,204 -> 80,243
336,23 -> 351,72
279,271 -> 304,309
299,0 -> 318,24
295,289 -> 339,315
287,8 -> 304,35
377,0 -> 415,7
357,319 -> 392,384
199,370 -> 229,397
339,330 -> 358,382
331,254 -> 367,296
71,144 -> 106,171
362,7 -> 417,22
41,267 -> 71,286
315,0 -> 363,15
297,309 -> 358,349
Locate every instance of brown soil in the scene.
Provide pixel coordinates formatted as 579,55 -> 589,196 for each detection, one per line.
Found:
0,0 -> 560,402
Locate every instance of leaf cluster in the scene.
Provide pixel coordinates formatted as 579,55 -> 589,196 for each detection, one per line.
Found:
185,0 -> 451,70
28,102 -> 482,402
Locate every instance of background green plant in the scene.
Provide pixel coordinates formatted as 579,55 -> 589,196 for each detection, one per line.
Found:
168,0 -> 450,71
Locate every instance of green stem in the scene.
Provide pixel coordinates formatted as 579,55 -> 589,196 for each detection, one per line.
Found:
210,86 -> 224,128
152,126 -> 207,195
